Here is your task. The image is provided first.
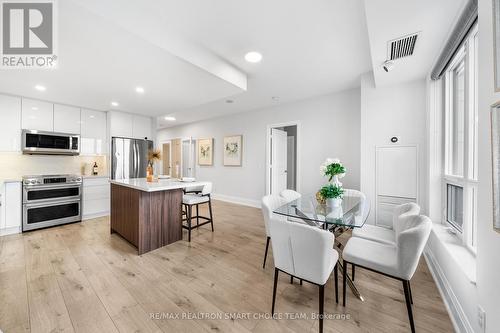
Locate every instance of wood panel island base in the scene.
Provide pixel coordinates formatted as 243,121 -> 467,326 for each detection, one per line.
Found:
109,178 -> 208,255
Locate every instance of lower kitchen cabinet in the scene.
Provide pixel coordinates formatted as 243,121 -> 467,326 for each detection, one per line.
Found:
82,177 -> 110,219
0,181 -> 22,235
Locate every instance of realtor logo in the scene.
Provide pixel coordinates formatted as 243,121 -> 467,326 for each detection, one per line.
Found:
1,0 -> 57,68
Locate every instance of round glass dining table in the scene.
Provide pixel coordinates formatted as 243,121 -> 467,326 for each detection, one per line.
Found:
273,195 -> 366,301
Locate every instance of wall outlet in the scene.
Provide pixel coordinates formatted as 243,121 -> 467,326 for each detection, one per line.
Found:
477,305 -> 486,332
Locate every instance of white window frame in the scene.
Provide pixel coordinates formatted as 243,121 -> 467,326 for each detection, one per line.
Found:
442,24 -> 478,253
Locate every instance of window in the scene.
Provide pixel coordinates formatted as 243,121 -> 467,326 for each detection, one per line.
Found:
443,24 -> 478,251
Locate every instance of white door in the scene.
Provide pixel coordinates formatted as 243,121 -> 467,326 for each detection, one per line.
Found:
181,138 -> 196,178
271,129 -> 288,194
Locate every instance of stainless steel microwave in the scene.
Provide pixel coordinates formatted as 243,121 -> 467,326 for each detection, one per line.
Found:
22,130 -> 80,155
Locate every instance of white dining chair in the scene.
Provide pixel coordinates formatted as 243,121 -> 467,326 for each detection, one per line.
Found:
182,182 -> 214,242
279,189 -> 301,202
269,215 -> 339,333
343,189 -> 371,224
342,214 -> 432,333
261,195 -> 288,269
352,202 -> 420,246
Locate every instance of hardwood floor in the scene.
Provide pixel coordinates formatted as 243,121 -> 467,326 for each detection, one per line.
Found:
0,200 -> 454,333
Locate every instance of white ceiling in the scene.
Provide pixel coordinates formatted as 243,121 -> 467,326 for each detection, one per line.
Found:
0,0 -> 467,128
364,0 -> 468,87
0,0 -> 246,115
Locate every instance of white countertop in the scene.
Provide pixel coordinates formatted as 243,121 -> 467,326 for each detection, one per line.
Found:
109,178 -> 208,192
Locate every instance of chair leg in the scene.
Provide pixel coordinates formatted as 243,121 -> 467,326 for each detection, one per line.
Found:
352,264 -> 355,281
208,197 -> 214,232
408,280 -> 413,305
403,280 -> 416,333
334,263 -> 338,304
342,260 -> 347,306
196,204 -> 199,227
319,284 -> 324,333
272,268 -> 279,315
263,236 -> 270,269
187,205 -> 192,242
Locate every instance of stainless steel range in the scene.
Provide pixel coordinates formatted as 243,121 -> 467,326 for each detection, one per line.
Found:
22,174 -> 82,231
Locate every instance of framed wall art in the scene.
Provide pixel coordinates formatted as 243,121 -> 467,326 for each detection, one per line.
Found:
223,135 -> 242,166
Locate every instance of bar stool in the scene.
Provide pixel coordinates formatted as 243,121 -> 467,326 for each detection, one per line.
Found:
182,182 -> 214,242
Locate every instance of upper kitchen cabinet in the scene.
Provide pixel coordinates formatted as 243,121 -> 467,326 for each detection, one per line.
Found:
81,109 -> 107,155
133,115 -> 152,140
0,95 -> 22,152
21,98 -> 53,131
109,111 -> 152,140
109,111 -> 133,138
54,104 -> 81,134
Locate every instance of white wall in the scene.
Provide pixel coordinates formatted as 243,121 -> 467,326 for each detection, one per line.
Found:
157,89 -> 361,206
360,73 -> 427,224
476,0 -> 500,331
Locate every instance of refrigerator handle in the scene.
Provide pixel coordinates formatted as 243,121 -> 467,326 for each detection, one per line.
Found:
134,141 -> 139,178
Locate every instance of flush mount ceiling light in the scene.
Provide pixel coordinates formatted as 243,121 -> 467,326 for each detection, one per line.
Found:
164,116 -> 176,121
35,85 -> 46,91
135,86 -> 145,94
111,101 -> 119,107
244,51 -> 262,63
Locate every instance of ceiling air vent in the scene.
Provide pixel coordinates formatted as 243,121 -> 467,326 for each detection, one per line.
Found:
387,32 -> 419,61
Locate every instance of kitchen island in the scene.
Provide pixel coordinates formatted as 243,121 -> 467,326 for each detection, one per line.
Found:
109,178 -> 208,255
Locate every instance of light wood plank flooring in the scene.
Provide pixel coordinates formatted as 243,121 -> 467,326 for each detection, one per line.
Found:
0,200 -> 453,333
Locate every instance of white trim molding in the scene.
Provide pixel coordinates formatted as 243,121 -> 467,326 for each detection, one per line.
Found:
211,193 -> 261,209
424,248 -> 475,333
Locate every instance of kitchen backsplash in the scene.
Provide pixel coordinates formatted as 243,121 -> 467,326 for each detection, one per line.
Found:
0,153 -> 107,181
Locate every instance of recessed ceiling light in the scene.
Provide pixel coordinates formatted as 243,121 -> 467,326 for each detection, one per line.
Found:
111,101 -> 119,107
136,86 -> 145,94
245,51 -> 262,63
164,116 -> 176,121
225,99 -> 234,104
31,107 -> 38,110
35,85 -> 46,91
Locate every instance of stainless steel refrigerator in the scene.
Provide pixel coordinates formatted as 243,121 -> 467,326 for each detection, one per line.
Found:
111,137 -> 153,179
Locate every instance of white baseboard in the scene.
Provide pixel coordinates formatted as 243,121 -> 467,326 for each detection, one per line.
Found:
0,226 -> 21,236
82,211 -> 110,221
424,248 -> 474,333
211,193 -> 261,208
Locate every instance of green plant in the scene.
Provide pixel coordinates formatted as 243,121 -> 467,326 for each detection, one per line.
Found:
319,184 -> 344,199
324,163 -> 346,182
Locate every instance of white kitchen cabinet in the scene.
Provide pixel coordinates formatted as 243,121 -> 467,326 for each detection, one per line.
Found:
1,182 -> 22,235
0,94 -> 22,152
109,111 -> 133,138
82,177 -> 110,219
132,115 -> 152,140
81,109 -> 107,155
22,98 -> 54,131
54,104 -> 81,134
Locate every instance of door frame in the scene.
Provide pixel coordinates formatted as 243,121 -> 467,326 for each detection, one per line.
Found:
180,137 -> 196,178
265,121 -> 301,195
158,140 -> 172,176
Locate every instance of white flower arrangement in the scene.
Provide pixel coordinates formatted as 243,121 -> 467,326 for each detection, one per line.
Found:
320,158 -> 346,180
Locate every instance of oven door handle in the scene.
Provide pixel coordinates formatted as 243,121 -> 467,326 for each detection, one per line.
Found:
25,198 -> 81,209
24,183 -> 82,190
